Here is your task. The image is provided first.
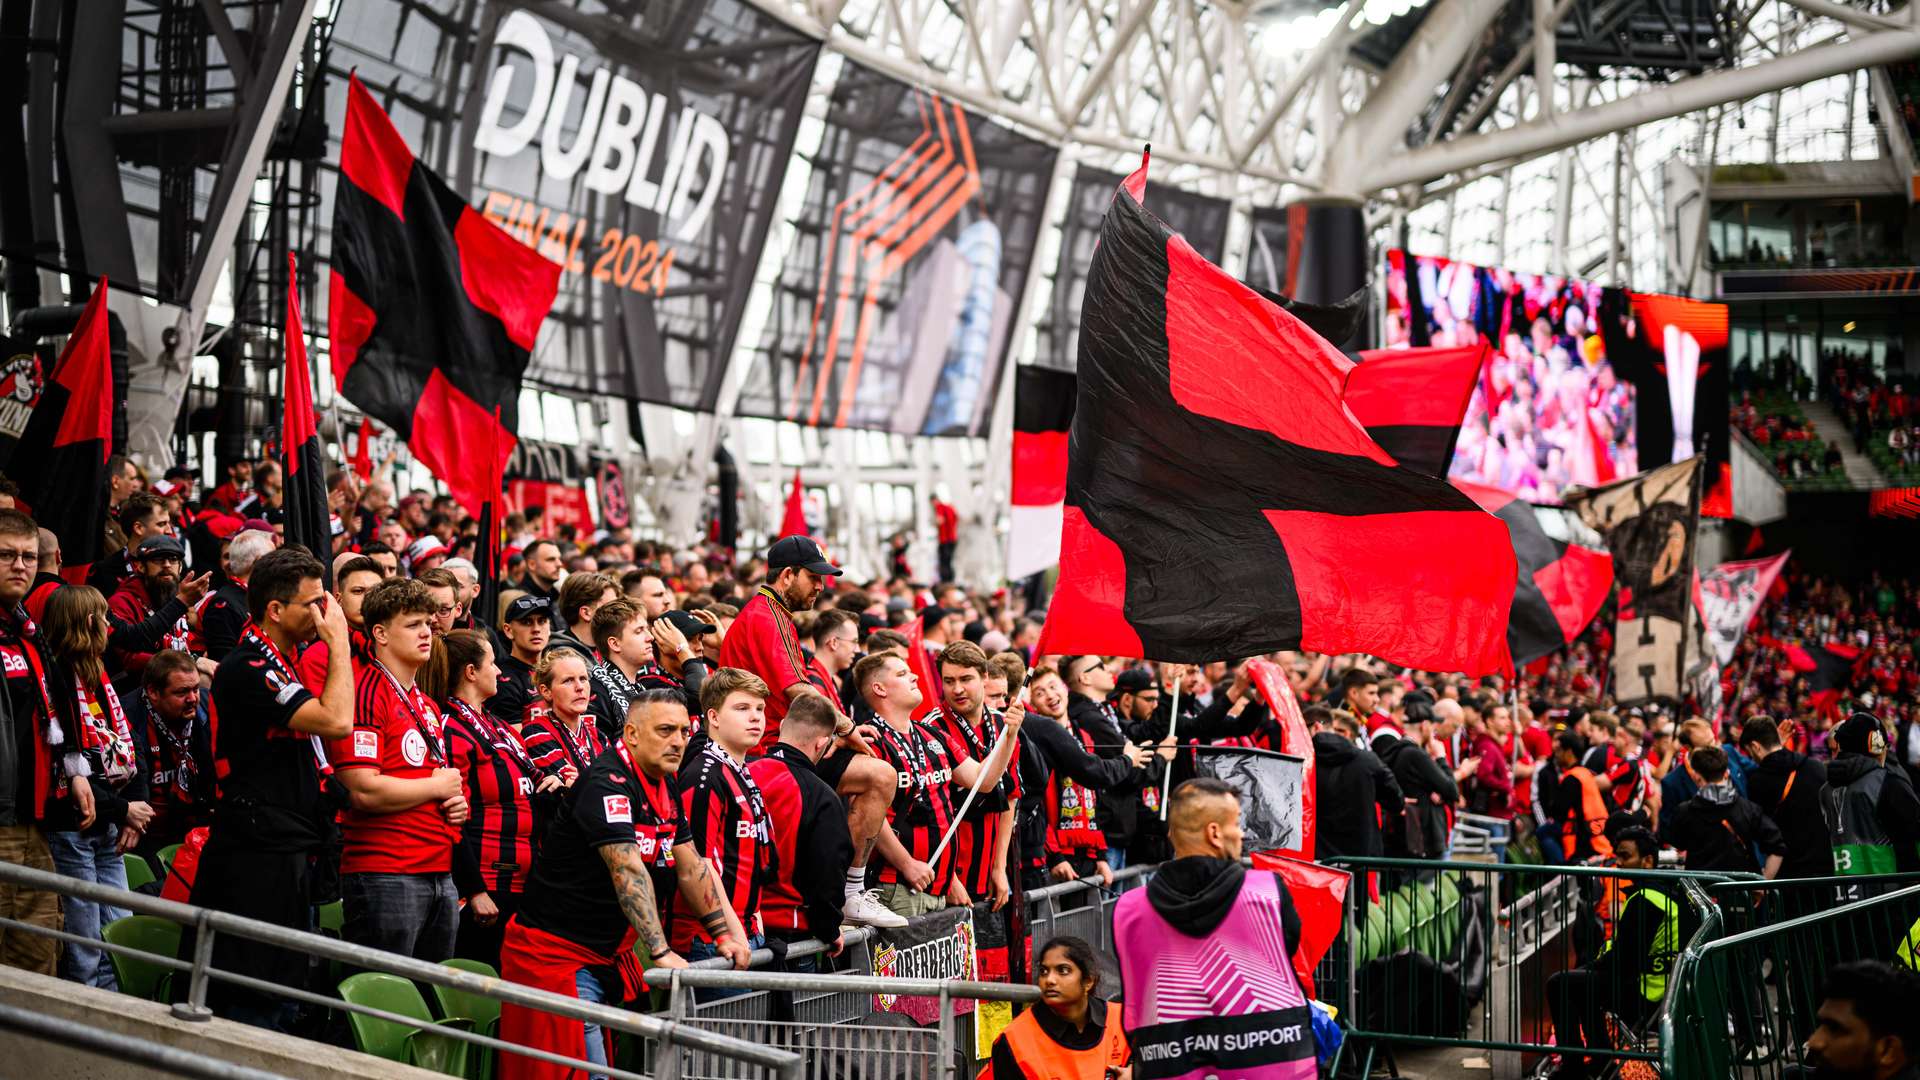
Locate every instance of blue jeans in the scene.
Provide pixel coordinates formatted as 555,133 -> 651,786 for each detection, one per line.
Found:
575,965 -> 616,1079
1105,847 -> 1128,872
689,933 -> 765,1001
45,826 -> 127,989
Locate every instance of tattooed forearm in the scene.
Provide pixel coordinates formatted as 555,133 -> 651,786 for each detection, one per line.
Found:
700,909 -> 728,937
600,843 -> 670,955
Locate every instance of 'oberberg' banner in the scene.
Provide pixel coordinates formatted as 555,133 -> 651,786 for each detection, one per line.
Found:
737,62 -> 1057,435
870,904 -> 977,1023
341,1 -> 820,407
1565,456 -> 1704,706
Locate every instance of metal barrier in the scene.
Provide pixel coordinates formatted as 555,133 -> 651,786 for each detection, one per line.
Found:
1322,856 -> 1739,1079
0,859 -> 800,1080
655,867 -> 1153,1078
1665,881 -> 1920,1079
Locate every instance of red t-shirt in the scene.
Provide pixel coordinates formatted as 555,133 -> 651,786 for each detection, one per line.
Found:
718,587 -> 813,746
327,665 -> 459,875
934,502 -> 959,544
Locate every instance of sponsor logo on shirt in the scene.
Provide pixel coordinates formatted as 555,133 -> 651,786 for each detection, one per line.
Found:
401,729 -> 429,768
353,730 -> 379,759
604,794 -> 633,824
637,831 -> 655,854
0,647 -> 26,675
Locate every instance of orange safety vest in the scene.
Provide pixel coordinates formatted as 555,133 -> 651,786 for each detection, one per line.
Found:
980,1001 -> 1130,1080
1561,766 -> 1614,860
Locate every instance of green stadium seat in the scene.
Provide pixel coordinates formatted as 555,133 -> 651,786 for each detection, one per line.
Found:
155,843 -> 182,872
122,853 -> 156,892
435,959 -> 502,1080
101,915 -> 180,1001
338,972 -> 473,1077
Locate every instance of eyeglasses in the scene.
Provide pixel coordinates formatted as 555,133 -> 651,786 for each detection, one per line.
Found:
0,550 -> 37,566
434,605 -> 458,617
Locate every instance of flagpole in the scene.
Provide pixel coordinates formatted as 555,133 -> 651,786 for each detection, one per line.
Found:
1159,672 -> 1182,823
929,719 -> 1017,868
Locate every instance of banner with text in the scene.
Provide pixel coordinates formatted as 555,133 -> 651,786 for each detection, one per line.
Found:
326,1 -> 819,407
870,904 -> 978,1023
735,63 -> 1057,435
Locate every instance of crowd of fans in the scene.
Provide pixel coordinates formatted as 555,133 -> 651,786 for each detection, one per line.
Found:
1731,348 -> 1917,484
1,452 -> 1917,1076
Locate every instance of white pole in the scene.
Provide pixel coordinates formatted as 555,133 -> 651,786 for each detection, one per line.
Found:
929,717 -> 1018,867
1159,673 -> 1182,823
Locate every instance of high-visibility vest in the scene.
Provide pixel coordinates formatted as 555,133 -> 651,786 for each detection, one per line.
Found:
1598,886 -> 1682,1002
980,1001 -> 1129,1080
1562,766 -> 1615,860
1895,913 -> 1920,971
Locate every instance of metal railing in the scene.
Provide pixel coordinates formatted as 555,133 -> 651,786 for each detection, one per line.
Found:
1665,881 -> 1920,1079
0,860 -> 801,1080
1321,856 -> 1743,1079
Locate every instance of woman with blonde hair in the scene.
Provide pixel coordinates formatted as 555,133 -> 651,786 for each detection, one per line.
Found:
41,584 -> 154,988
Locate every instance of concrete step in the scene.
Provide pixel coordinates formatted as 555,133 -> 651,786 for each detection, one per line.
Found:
1799,399 -> 1888,487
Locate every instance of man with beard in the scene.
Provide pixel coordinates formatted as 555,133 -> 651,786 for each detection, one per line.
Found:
720,535 -> 903,927
669,668 -> 776,979
107,535 -> 211,693
513,540 -> 564,611
200,530 -> 275,662
1802,962 -> 1920,1080
326,577 -> 469,962
125,649 -> 213,858
415,568 -> 462,638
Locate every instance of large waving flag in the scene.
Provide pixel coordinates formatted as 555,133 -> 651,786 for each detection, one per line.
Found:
1008,365 -> 1075,580
1037,157 -> 1516,674
282,254 -> 331,579
1453,480 -> 1614,666
329,75 -> 562,518
17,277 -> 113,570
1344,344 -> 1488,479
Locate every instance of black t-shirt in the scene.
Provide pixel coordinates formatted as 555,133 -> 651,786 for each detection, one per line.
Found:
208,636 -> 327,852
519,745 -> 692,955
491,654 -> 537,727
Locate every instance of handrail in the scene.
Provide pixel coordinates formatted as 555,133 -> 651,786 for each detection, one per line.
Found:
1324,854 -> 1761,884
1704,871 -> 1920,896
0,1000 -> 295,1080
648,967 -> 1043,1000
0,860 -> 801,1078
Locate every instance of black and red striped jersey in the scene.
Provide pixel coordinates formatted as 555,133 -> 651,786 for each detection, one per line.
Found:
669,741 -> 772,951
1046,722 -> 1107,859
443,698 -> 553,895
926,706 -> 1020,897
520,714 -> 603,779
870,717 -> 967,894
748,743 -> 854,937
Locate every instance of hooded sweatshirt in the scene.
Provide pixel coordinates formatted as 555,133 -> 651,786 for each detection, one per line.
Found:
1823,753 -> 1920,874
1312,731 -> 1403,860
1146,855 -> 1300,946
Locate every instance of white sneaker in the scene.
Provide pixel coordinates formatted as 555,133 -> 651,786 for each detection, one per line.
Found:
841,889 -> 908,928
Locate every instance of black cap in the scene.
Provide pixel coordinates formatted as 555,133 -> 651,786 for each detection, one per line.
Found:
1835,711 -> 1886,755
858,612 -> 885,638
920,605 -> 953,629
767,535 -> 842,576
505,595 -> 551,623
1115,668 -> 1155,695
663,609 -> 716,638
134,535 -> 186,560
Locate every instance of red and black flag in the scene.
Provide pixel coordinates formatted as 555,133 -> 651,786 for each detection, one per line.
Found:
1037,159 -> 1516,674
1344,344 -> 1488,479
1008,365 -> 1075,580
282,254 -> 331,578
16,277 -> 113,571
329,75 -> 562,518
1453,480 -> 1613,667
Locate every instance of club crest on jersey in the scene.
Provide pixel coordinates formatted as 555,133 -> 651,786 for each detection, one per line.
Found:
401,729 -> 429,767
604,794 -> 632,824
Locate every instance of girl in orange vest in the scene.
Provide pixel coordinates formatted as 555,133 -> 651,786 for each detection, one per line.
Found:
983,936 -> 1131,1080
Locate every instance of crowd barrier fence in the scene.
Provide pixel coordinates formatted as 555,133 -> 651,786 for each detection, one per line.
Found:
0,859 -> 802,1080
1665,879 -> 1920,1079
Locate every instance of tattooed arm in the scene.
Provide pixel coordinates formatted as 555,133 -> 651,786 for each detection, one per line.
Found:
599,843 -> 684,969
672,844 -> 751,969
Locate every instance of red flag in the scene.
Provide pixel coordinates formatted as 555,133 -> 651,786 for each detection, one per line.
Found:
16,277 -> 113,567
1038,162 -> 1515,673
1249,852 -> 1349,1002
1245,658 -> 1314,861
903,613 -> 940,722
779,470 -> 808,539
1344,343 -> 1488,479
282,255 -> 332,578
330,75 -> 561,518
352,417 -> 375,481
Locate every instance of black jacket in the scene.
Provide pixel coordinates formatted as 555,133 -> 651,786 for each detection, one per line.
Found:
199,581 -> 250,663
1372,732 -> 1458,858
1825,753 -> 1920,873
755,743 -> 854,939
1592,878 -> 1695,989
1313,732 -> 1403,860
1017,717 -> 1136,873
1067,693 -> 1134,843
1661,791 -> 1786,874
1744,749 -> 1832,878
1146,856 -> 1300,943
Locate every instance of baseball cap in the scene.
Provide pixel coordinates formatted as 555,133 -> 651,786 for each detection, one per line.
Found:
405,535 -> 449,569
134,535 -> 186,560
1115,668 -> 1155,695
505,595 -> 552,623
919,605 -> 953,629
1834,711 -> 1886,755
663,609 -> 717,638
766,535 -> 842,576
201,514 -> 244,540
241,517 -> 274,534
150,479 -> 182,499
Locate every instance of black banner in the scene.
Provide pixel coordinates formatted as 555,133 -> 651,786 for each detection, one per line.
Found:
0,336 -> 47,471
1243,206 -> 1291,296
1039,166 -> 1231,370
735,63 -> 1057,435
322,1 -> 819,408
1129,1008 -> 1317,1079
1193,747 -> 1307,855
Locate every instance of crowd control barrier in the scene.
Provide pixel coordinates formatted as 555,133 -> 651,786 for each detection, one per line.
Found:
0,859 -> 800,1080
1665,880 -> 1920,1079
